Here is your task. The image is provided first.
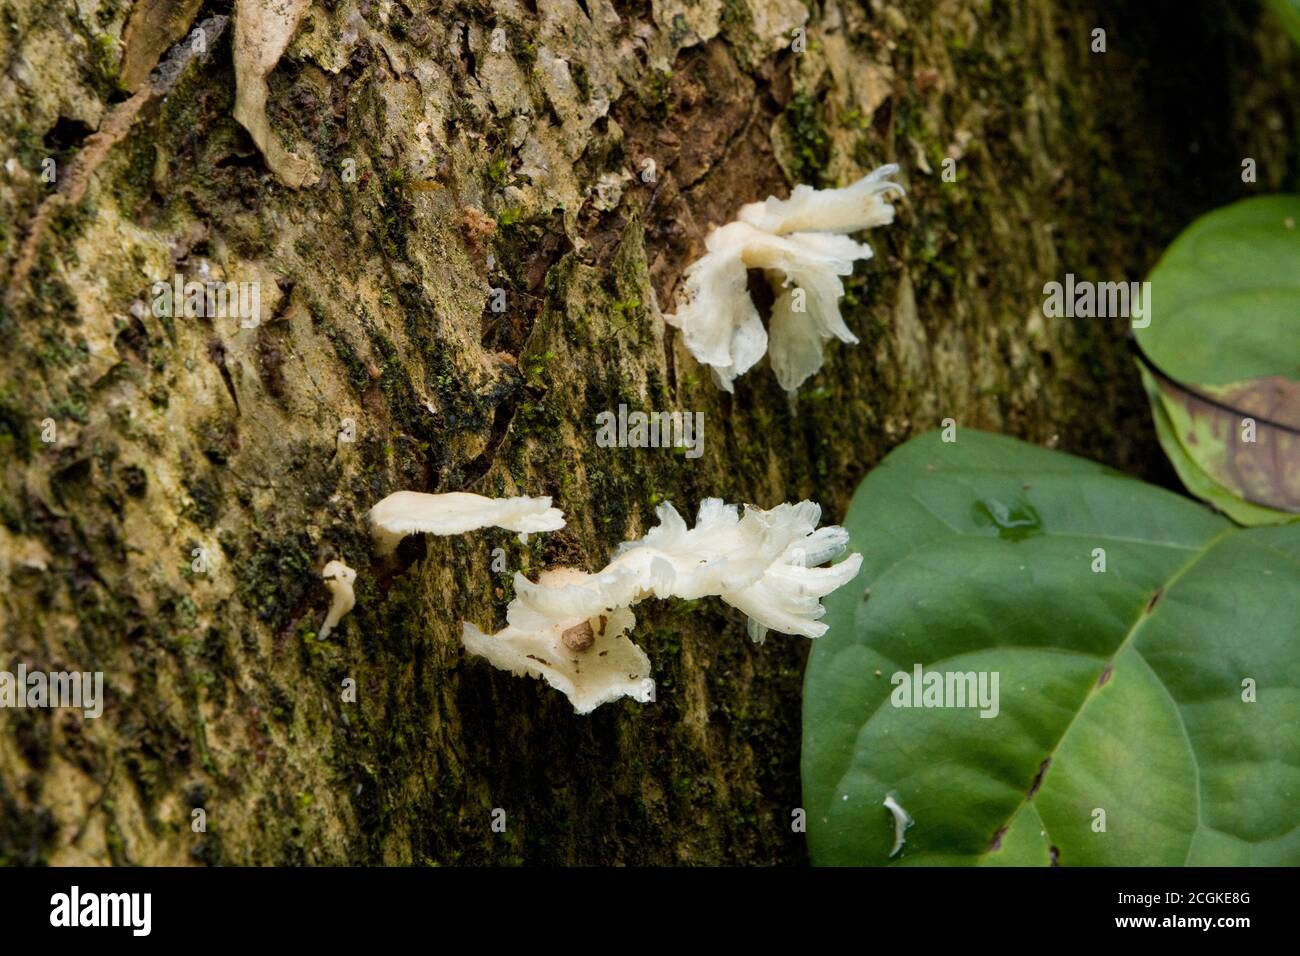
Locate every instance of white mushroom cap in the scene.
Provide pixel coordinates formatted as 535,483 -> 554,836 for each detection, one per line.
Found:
665,165 -> 902,392
368,491 -> 566,555
665,223 -> 872,393
462,571 -> 652,715
510,499 -> 862,638
662,232 -> 767,392
738,164 -> 905,235
319,558 -> 357,640
610,498 -> 862,638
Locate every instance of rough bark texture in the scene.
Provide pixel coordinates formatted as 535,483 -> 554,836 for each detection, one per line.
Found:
0,0 -> 1296,865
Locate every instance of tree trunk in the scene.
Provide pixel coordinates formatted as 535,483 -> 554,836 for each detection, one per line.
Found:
1,0 -> 1295,865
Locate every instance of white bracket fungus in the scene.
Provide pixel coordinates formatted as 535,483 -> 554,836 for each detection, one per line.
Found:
664,165 -> 904,392
368,491 -> 566,556
462,499 -> 862,712
463,574 -> 653,715
319,559 -> 356,640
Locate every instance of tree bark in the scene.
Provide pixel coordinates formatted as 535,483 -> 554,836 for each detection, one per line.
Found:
0,0 -> 1295,865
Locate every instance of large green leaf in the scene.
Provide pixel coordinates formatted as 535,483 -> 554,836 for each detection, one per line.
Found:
802,430 -> 1300,866
1137,196 -> 1300,385
1134,195 -> 1300,523
1266,0 -> 1300,48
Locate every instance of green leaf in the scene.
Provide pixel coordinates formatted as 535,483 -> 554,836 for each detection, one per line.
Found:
1142,366 -> 1294,526
802,430 -> 1300,866
1138,363 -> 1300,524
1266,0 -> 1300,48
1137,196 -> 1300,385
1135,195 -> 1300,522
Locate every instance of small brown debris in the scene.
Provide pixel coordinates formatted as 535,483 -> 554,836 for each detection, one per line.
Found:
913,67 -> 941,93
561,621 -> 595,653
460,207 -> 497,248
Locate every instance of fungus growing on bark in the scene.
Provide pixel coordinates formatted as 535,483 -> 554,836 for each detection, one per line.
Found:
319,559 -> 356,640
461,499 -> 862,712
461,571 -> 652,715
664,165 -> 903,392
736,164 -> 904,235
368,491 -> 566,556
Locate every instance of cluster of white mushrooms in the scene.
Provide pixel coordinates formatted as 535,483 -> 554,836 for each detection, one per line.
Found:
357,492 -> 859,714
319,169 -> 901,712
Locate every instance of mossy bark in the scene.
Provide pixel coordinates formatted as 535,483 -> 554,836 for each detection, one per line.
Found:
0,0 -> 1295,865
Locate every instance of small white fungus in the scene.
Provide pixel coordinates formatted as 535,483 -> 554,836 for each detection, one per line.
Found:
319,559 -> 357,640
462,499 -> 862,712
737,164 -> 904,235
368,491 -> 566,555
462,571 -> 653,715
664,165 -> 903,393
